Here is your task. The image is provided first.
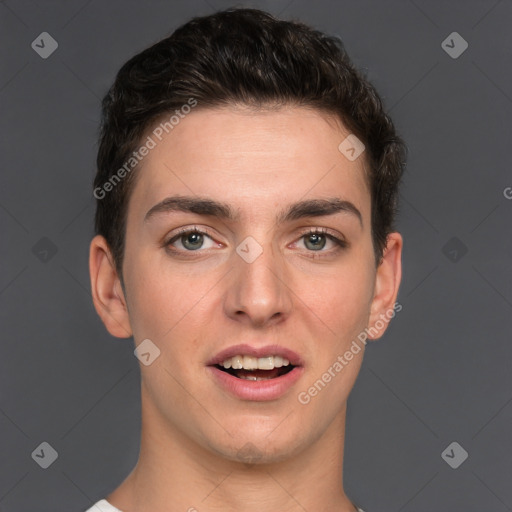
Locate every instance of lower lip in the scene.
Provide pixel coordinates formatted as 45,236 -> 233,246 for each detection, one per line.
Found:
206,365 -> 304,401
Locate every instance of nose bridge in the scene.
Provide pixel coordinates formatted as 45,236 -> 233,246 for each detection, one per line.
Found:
225,234 -> 293,324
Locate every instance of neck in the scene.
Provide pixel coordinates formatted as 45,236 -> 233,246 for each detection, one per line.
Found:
108,395 -> 358,512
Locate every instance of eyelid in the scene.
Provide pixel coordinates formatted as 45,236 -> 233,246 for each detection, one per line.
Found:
165,225 -> 219,246
294,226 -> 347,246
289,229 -> 348,260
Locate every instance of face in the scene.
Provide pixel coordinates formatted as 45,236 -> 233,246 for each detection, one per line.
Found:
90,105 -> 402,464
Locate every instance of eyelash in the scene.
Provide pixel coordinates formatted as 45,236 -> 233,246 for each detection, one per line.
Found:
164,226 -> 348,257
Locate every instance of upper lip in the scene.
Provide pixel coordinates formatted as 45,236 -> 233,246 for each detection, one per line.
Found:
207,343 -> 304,367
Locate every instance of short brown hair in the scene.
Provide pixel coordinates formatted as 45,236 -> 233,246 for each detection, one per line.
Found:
94,7 -> 406,280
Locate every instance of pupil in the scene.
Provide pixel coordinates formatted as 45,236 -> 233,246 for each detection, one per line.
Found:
183,232 -> 203,250
305,233 -> 325,250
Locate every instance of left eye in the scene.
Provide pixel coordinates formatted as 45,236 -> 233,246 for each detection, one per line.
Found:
298,231 -> 342,251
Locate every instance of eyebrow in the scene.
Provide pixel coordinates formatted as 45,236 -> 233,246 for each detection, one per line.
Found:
144,195 -> 363,227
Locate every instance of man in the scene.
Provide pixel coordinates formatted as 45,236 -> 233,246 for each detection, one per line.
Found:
87,7 -> 404,512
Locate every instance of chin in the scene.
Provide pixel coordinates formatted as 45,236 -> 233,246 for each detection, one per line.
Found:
208,429 -> 307,466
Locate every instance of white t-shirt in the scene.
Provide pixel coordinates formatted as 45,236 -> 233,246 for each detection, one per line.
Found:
85,499 -> 366,511
85,500 -> 122,511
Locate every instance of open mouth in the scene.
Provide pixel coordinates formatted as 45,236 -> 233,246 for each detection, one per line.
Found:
214,364 -> 295,381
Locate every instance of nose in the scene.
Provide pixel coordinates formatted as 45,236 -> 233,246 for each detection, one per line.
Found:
223,237 -> 294,328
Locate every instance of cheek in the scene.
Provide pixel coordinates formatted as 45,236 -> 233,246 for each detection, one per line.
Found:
123,257 -> 182,341
124,256 -> 215,358
305,260 -> 375,335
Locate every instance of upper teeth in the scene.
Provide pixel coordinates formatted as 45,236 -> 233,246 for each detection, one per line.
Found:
221,355 -> 291,370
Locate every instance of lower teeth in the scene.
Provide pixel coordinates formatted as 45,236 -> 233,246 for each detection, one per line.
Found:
239,375 -> 272,381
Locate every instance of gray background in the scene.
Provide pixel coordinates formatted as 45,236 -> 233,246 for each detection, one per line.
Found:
1,0 -> 511,511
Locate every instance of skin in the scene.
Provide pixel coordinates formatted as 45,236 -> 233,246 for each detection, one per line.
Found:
89,106 -> 402,512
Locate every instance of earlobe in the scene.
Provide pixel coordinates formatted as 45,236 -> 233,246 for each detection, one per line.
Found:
89,235 -> 133,339
367,232 -> 403,340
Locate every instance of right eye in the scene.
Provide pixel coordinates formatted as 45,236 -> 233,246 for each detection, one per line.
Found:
165,227 -> 218,252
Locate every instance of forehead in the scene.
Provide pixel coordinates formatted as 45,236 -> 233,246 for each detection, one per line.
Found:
128,106 -> 370,223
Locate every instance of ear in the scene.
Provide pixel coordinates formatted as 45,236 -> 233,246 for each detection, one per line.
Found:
89,235 -> 132,338
367,232 -> 403,340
